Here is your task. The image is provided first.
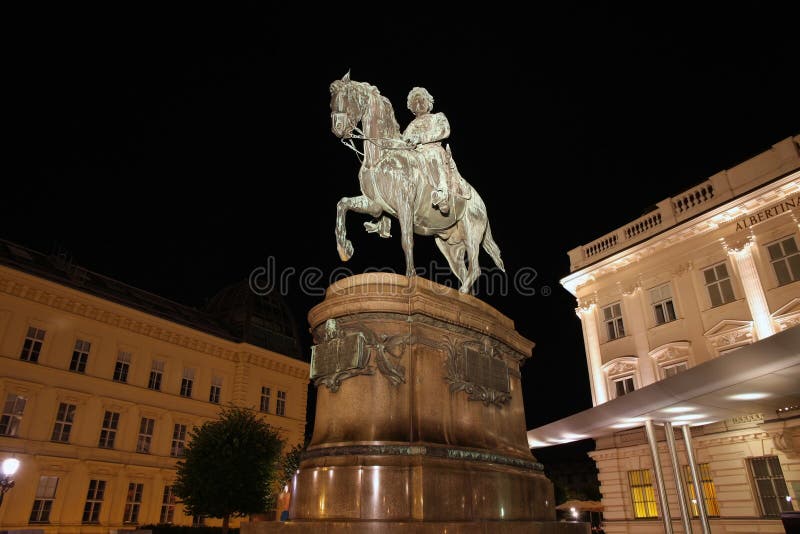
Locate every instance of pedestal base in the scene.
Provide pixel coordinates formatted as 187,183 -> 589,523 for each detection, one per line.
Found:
243,519 -> 590,534
284,274 -> 578,532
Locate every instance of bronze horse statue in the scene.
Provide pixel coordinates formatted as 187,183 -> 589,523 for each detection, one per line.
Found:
329,73 -> 504,294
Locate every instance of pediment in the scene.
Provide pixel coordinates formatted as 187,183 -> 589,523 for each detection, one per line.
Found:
773,298 -> 800,331
602,356 -> 638,377
704,319 -> 753,350
773,298 -> 800,318
704,319 -> 752,337
649,341 -> 691,364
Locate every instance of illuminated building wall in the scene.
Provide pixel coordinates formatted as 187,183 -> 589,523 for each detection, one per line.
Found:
0,249 -> 309,533
561,135 -> 800,532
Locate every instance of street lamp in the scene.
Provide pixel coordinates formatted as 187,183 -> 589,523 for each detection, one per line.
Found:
1,457 -> 20,506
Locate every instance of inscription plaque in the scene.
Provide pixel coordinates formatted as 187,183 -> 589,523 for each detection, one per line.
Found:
464,346 -> 510,393
310,333 -> 367,380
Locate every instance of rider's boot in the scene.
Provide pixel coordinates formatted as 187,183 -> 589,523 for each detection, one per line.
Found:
432,187 -> 450,215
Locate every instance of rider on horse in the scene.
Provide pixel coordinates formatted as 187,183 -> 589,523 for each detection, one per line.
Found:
402,87 -> 464,215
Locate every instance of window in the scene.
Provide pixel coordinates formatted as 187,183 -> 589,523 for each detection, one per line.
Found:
171,424 -> 187,457
628,469 -> 658,518
767,236 -> 800,285
20,326 -> 46,362
180,368 -> 195,398
209,375 -> 222,404
160,485 -> 176,524
260,386 -> 271,413
137,417 -> 155,453
614,376 -> 635,398
663,362 -> 688,378
123,482 -> 144,523
683,463 -> 720,517
749,456 -> 793,517
70,339 -> 91,373
30,476 -> 59,523
148,360 -> 164,391
0,393 -> 26,436
602,302 -> 625,340
51,402 -> 76,442
98,411 -> 120,448
276,390 -> 286,416
114,351 -> 132,382
82,479 -> 106,523
703,263 -> 735,307
650,283 -> 676,324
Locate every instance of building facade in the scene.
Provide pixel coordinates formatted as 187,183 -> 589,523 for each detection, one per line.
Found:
0,244 -> 309,532
560,135 -> 800,533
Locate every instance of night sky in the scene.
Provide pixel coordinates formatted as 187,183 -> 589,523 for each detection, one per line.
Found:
7,5 -> 799,436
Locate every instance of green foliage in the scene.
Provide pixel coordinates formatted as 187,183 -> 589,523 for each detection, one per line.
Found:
278,443 -> 304,489
264,442 -> 305,511
173,405 -> 284,521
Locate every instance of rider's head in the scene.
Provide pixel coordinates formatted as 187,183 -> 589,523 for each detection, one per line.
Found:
407,87 -> 434,116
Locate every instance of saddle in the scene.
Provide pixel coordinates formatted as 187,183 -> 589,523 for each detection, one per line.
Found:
413,183 -> 468,236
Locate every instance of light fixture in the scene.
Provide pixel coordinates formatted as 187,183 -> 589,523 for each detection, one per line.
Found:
671,414 -> 707,421
662,406 -> 695,414
1,457 -> 21,506
727,392 -> 769,401
1,458 -> 19,477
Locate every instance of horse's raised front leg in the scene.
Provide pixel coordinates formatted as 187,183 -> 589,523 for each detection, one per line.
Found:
335,195 -> 383,261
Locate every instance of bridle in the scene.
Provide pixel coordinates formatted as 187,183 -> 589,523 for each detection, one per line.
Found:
331,83 -> 415,163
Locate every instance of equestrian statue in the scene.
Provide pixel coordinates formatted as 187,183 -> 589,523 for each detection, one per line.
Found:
329,72 -> 504,294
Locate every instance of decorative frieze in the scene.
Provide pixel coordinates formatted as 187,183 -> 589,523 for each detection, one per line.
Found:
603,357 -> 638,378
773,298 -> 800,332
704,320 -> 754,352
648,342 -> 691,365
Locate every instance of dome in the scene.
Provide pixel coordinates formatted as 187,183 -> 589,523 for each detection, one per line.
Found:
205,279 -> 304,360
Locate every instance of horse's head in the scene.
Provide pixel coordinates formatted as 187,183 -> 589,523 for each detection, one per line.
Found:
329,71 -> 366,139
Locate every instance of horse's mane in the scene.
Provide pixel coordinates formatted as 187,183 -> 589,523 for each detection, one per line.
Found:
331,78 -> 400,138
360,82 -> 400,138
378,95 -> 400,137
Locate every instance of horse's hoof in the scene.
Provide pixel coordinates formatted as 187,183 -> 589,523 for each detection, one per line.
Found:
337,240 -> 354,261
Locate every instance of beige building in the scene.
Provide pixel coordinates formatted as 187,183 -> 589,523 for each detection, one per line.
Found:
0,244 -> 309,532
530,135 -> 800,533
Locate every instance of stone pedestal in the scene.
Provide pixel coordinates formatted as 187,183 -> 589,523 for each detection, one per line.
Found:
243,274 -> 588,534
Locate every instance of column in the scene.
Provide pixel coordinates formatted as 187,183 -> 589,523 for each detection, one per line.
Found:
644,419 -> 673,534
681,425 -> 711,534
622,287 -> 657,387
728,240 -> 776,340
663,422 -> 692,534
576,304 -> 608,405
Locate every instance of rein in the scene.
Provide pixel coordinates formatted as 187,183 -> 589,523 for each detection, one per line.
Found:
340,126 -> 415,164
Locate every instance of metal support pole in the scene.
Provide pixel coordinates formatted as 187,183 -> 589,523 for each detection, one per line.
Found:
680,424 -> 711,534
645,419 -> 673,534
664,422 -> 692,534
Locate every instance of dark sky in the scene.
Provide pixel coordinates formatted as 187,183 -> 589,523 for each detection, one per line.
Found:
6,5 -> 799,434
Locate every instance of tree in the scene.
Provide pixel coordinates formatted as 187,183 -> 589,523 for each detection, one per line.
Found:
174,405 -> 283,534
265,442 -> 305,512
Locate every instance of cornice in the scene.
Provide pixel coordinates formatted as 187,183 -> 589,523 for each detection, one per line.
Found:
0,271 -> 308,378
562,174 -> 800,294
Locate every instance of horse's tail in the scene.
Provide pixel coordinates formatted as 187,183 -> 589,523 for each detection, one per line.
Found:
482,221 -> 505,272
